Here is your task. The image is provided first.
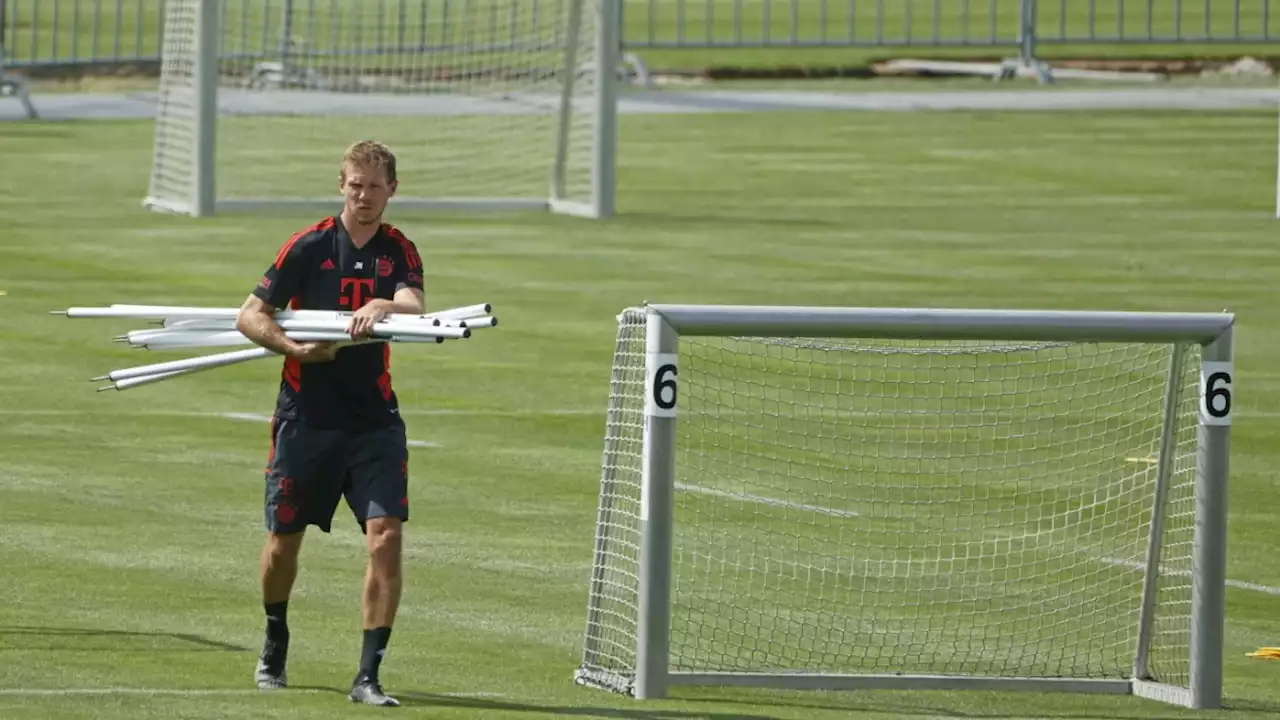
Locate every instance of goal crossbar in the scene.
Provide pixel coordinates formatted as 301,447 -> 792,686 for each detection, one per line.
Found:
576,304 -> 1234,711
645,304 -> 1234,344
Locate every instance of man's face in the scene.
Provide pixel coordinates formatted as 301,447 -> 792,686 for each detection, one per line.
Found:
340,163 -> 397,226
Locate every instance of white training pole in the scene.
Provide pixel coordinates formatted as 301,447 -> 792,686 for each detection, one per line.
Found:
125,324 -> 470,349
97,347 -> 276,382
422,304 -> 492,322
161,314 -> 497,332
124,329 -> 348,346
275,321 -> 470,340
126,330 -> 258,348
105,369 -> 192,391
66,300 -> 498,391
162,317 -> 237,329
60,302 -> 492,321
61,306 -> 243,320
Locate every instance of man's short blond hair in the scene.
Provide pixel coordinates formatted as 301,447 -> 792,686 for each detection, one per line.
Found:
341,140 -> 397,184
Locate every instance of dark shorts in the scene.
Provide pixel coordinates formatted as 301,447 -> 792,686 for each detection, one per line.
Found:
264,416 -> 409,534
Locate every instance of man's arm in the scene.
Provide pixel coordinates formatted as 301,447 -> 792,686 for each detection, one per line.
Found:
236,294 -> 338,363
236,232 -> 338,363
347,288 -> 426,338
348,232 -> 427,337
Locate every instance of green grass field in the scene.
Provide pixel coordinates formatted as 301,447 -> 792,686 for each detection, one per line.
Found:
4,0 -> 1279,71
3,101 -> 1280,720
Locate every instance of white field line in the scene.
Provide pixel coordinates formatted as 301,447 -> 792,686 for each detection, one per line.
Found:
1097,557 -> 1280,597
679,485 -> 1280,596
677,482 -> 860,518
0,688 -> 507,698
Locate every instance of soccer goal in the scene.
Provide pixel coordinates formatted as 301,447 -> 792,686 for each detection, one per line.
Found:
575,304 -> 1235,710
144,0 -> 617,218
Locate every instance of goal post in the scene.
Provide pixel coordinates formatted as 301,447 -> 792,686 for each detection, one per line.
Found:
575,304 -> 1234,710
144,0 -> 617,219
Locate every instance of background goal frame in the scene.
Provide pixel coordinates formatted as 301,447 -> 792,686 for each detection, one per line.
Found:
142,0 -> 618,219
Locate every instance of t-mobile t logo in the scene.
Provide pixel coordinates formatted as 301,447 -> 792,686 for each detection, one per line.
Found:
340,277 -> 376,310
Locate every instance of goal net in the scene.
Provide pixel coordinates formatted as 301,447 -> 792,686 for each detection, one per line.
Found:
145,0 -> 615,218
576,304 -> 1234,710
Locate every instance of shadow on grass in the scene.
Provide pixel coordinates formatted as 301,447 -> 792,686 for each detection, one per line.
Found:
681,691 -> 1280,719
396,691 -> 782,719
0,625 -> 250,652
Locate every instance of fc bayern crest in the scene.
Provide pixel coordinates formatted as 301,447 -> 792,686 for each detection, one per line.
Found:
377,256 -> 394,277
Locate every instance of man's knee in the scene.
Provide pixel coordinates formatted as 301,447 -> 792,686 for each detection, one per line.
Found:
264,531 -> 305,561
365,518 -> 402,575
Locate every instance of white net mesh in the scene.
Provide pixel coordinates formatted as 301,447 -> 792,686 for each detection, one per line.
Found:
578,308 -> 1200,695
146,0 -> 201,212
148,0 -> 600,212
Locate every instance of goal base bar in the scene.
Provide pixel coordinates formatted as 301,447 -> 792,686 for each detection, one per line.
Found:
576,668 -> 1198,707
679,673 -> 1197,706
144,196 -> 576,216
549,198 -> 606,219
142,196 -> 197,216
1132,680 -> 1196,708
667,672 -> 1134,695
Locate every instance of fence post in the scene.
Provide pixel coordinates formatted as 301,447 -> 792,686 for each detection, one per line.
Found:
279,0 -> 294,80
1009,0 -> 1053,83
1018,0 -> 1038,66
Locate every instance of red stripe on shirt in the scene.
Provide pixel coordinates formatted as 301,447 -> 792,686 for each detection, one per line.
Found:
274,216 -> 335,269
382,224 -> 422,269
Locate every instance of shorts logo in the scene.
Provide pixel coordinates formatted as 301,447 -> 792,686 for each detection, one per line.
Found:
275,503 -> 297,524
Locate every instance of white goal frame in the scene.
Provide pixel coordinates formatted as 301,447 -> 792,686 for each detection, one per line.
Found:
576,304 -> 1235,710
143,0 -> 618,219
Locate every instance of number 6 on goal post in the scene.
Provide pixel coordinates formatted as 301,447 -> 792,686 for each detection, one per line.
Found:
576,304 -> 1234,711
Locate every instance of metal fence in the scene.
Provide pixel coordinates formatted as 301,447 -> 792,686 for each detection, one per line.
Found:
3,0 -> 1278,70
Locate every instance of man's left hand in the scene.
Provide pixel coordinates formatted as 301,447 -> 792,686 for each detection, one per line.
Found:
349,300 -> 391,338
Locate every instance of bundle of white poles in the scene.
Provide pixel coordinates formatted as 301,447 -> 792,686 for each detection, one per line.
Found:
53,302 -> 497,392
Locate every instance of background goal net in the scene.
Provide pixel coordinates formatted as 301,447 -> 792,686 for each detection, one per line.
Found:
145,0 -> 615,218
576,304 -> 1234,710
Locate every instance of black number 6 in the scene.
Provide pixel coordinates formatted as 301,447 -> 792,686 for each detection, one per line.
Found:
1204,371 -> 1232,418
653,363 -> 677,410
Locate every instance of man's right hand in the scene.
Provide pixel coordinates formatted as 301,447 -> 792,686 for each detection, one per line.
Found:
291,341 -> 339,364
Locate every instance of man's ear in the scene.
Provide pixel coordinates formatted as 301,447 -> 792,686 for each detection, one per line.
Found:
388,180 -> 398,198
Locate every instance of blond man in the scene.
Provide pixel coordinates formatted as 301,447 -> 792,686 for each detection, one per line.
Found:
236,141 -> 425,707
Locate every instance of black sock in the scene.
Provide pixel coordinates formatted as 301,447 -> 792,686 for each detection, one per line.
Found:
265,601 -> 289,645
359,627 -> 393,681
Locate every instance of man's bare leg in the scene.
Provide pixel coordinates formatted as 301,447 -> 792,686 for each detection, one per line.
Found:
349,517 -> 402,706
362,517 -> 403,629
257,531 -> 305,689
